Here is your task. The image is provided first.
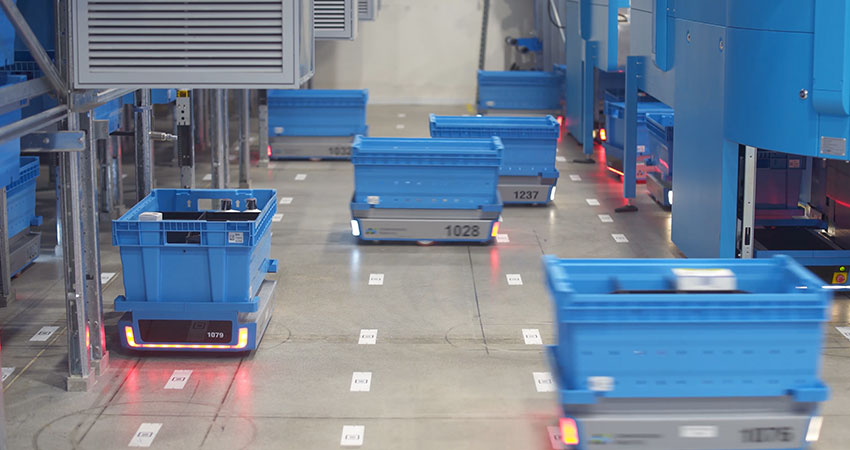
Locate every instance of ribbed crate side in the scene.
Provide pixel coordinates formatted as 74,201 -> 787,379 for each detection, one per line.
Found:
545,256 -> 830,399
429,115 -> 560,139
605,100 -> 673,151
353,164 -> 500,209
5,157 -> 39,237
0,104 -> 22,187
268,89 -> 368,137
114,189 -> 276,304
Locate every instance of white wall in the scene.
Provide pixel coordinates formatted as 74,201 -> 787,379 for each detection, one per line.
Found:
312,0 -> 534,105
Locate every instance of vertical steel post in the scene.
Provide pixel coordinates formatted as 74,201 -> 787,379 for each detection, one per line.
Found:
212,89 -> 226,189
740,146 -> 757,259
239,89 -> 251,188
615,56 -> 640,213
0,187 -> 13,306
176,90 -> 195,189
98,127 -> 113,215
134,89 -> 153,201
581,41 -> 598,160
222,90 -> 230,188
79,113 -> 107,372
171,102 -> 179,167
0,338 -> 6,449
258,90 -> 269,168
60,113 -> 92,390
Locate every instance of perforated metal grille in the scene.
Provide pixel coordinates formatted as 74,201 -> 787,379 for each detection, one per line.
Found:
358,0 -> 374,21
74,0 -> 312,88
315,0 -> 345,31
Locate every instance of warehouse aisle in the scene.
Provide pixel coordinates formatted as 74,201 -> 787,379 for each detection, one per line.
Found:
1,106 -> 848,449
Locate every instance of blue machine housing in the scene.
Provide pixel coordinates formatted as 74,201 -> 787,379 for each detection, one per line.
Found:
113,189 -> 278,352
268,89 -> 369,137
477,70 -> 564,112
545,255 -> 830,404
667,1 -> 850,258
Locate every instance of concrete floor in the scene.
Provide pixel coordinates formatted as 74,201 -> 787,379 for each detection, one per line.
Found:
1,105 -> 849,449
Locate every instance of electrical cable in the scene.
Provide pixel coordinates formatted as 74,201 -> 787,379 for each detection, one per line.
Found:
548,0 -> 566,29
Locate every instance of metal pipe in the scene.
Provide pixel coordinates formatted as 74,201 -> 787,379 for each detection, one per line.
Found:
548,0 -> 566,44
239,89 -> 251,188
0,0 -> 67,98
0,77 -> 51,112
134,89 -> 153,201
0,105 -> 69,143
149,131 -> 177,142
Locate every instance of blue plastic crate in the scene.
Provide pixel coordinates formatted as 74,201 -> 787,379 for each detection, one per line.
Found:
119,89 -> 176,106
646,113 -> 674,180
6,156 -> 40,238
477,70 -> 564,111
553,64 -> 566,102
0,0 -> 16,67
429,114 -> 560,178
351,136 -> 503,210
604,97 -> 673,158
544,255 -> 831,405
94,98 -> 124,134
268,89 -> 369,137
112,189 -> 277,306
152,89 -> 176,104
0,74 -> 25,187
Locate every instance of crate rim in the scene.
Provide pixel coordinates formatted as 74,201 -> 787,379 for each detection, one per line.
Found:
543,254 -> 828,296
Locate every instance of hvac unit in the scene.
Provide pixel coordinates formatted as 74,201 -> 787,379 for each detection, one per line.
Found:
315,0 -> 357,40
72,0 -> 314,88
358,0 -> 379,21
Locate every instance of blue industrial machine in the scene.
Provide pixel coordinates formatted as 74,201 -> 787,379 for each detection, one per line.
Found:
564,0 -> 676,209
113,189 -> 278,351
563,0 -> 630,153
350,136 -> 503,244
644,1 -> 850,289
268,89 -> 369,160
545,255 -> 830,450
429,114 -> 560,205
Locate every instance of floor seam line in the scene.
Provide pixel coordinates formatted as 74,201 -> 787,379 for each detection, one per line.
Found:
199,357 -> 245,447
467,246 -> 489,355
